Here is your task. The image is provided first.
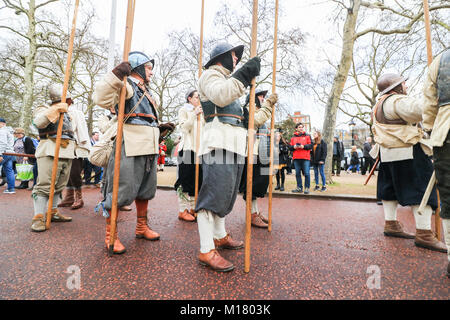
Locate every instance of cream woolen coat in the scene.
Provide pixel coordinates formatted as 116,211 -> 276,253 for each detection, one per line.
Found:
92,72 -> 160,156
422,52 -> 450,148
198,65 -> 273,157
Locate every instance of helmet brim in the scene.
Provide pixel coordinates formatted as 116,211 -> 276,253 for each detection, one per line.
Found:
204,45 -> 244,69
378,76 -> 408,96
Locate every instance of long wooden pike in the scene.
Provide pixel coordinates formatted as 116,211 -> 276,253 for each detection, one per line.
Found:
108,0 -> 136,256
422,0 -> 441,240
45,0 -> 80,229
267,0 -> 279,233
194,0 -> 205,208
244,0 -> 259,274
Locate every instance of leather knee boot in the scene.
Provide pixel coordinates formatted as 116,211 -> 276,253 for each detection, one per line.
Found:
105,218 -> 126,254
135,199 -> 160,240
58,189 -> 74,207
71,188 -> 84,210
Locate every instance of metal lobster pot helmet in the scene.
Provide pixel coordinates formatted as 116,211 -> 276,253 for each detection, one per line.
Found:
204,42 -> 244,71
245,88 -> 268,107
48,83 -> 72,104
377,73 -> 408,96
129,51 -> 155,81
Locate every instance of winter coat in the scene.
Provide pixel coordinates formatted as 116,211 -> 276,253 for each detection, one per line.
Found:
311,140 -> 327,165
278,140 -> 290,165
350,151 -> 359,165
289,132 -> 313,160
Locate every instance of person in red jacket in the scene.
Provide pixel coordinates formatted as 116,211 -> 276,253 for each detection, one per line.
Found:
158,140 -> 167,171
290,123 -> 313,194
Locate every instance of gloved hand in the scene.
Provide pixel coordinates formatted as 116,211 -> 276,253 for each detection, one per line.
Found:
158,122 -> 175,142
231,57 -> 261,88
112,62 -> 132,80
45,102 -> 68,123
265,93 -> 278,107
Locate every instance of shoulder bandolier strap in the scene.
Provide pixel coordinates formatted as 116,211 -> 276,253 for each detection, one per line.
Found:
372,93 -> 407,125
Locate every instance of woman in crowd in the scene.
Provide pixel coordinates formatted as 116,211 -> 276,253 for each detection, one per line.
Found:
274,130 -> 289,191
311,130 -> 327,191
346,145 -> 360,173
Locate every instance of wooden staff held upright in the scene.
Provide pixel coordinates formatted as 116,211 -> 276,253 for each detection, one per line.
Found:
422,0 -> 441,240
45,0 -> 80,230
267,0 -> 279,233
244,0 -> 259,274
194,0 -> 205,209
108,0 -> 136,256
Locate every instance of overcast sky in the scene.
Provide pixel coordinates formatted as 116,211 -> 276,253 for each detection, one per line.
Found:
89,0 -> 341,130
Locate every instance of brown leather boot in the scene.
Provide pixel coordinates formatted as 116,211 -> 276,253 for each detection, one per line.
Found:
414,229 -> 447,253
178,209 -> 195,222
251,212 -> 268,228
71,189 -> 84,210
383,220 -> 415,239
105,218 -> 126,254
51,208 -> 72,222
135,199 -> 160,241
198,249 -> 234,272
31,214 -> 46,232
58,189 -> 74,207
214,233 -> 244,250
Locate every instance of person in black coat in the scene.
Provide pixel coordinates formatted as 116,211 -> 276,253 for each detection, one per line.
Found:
346,146 -> 360,173
332,135 -> 344,176
311,131 -> 327,191
274,130 -> 289,191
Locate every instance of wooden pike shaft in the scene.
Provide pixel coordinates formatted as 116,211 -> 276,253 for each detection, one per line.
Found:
244,0 -> 259,274
108,0 -> 136,255
194,0 -> 205,207
422,0 -> 441,240
363,157 -> 379,186
46,0 -> 80,229
268,0 -> 279,233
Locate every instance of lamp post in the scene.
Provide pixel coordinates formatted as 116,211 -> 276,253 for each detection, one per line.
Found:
349,119 -> 356,146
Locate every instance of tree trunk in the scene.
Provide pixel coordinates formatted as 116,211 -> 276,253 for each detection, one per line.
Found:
322,0 -> 361,184
20,0 -> 37,133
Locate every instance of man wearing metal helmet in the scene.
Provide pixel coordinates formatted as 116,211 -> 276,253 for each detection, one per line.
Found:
371,73 -> 446,253
174,89 -> 204,222
239,88 -> 278,228
422,48 -> 450,277
194,42 -> 278,272
93,51 -> 175,254
30,84 -> 80,232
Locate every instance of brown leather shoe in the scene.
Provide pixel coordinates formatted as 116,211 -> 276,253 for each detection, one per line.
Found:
135,216 -> 160,240
58,189 -> 74,207
258,212 -> 269,224
119,205 -> 132,211
31,214 -> 46,232
198,249 -> 234,272
383,220 -> 415,239
251,212 -> 268,228
105,218 -> 126,254
190,209 -> 197,221
178,209 -> 195,222
414,229 -> 447,253
214,233 -> 244,250
71,189 -> 84,210
51,209 -> 72,222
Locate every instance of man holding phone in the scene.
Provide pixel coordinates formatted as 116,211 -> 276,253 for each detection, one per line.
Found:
290,123 -> 313,194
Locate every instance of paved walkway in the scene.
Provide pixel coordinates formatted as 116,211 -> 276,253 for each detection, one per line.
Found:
0,187 -> 447,300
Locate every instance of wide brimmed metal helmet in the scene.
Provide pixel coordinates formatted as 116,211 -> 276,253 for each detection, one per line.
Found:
204,42 -> 244,69
377,73 -> 408,96
129,51 -> 155,80
48,83 -> 72,104
245,88 -> 268,107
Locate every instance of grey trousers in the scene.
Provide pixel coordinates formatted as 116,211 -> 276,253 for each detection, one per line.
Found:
195,149 -> 245,218
101,140 -> 157,211
32,156 -> 72,198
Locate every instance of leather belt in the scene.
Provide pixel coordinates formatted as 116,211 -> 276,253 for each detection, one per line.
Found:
204,113 -> 244,121
125,113 -> 157,120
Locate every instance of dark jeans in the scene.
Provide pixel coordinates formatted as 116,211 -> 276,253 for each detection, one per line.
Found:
0,155 -> 16,190
293,159 -> 310,189
332,155 -> 341,175
313,163 -> 326,186
362,156 -> 375,175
